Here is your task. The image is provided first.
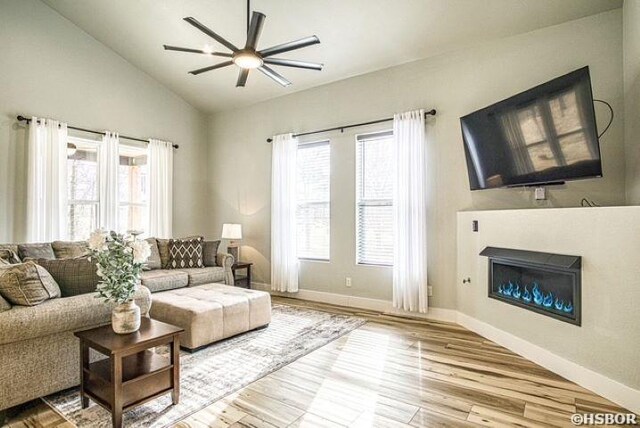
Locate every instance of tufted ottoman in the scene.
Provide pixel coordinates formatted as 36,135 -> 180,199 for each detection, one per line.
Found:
149,283 -> 271,350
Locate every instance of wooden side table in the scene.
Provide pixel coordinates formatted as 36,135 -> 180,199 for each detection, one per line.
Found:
74,318 -> 184,428
232,261 -> 253,288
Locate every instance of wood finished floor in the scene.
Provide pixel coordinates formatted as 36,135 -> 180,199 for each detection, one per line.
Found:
4,297 -> 635,428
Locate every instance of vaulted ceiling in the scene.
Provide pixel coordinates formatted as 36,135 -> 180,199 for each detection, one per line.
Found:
43,0 -> 621,113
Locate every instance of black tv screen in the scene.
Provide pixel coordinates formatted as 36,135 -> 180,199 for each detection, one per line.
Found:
461,67 -> 602,190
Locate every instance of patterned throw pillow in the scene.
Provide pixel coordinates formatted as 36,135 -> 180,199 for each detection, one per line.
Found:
34,257 -> 101,297
203,240 -> 221,267
0,261 -> 61,306
168,237 -> 204,269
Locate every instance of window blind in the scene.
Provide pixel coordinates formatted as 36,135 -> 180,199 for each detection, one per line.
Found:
297,141 -> 330,260
356,132 -> 394,265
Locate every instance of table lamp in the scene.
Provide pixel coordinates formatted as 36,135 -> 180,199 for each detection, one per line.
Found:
221,223 -> 242,263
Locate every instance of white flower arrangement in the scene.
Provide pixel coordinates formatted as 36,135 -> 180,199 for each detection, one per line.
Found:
88,230 -> 151,304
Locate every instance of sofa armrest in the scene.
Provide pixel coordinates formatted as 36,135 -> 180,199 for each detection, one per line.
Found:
216,252 -> 235,285
0,286 -> 152,345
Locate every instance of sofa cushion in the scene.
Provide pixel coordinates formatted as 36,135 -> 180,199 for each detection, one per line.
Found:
144,238 -> 162,270
0,262 -> 61,306
51,241 -> 89,259
203,240 -> 221,267
34,257 -> 100,297
168,237 -> 204,269
0,286 -> 152,345
141,269 -> 188,293
0,294 -> 11,312
180,267 -> 226,286
150,283 -> 271,349
18,243 -> 55,261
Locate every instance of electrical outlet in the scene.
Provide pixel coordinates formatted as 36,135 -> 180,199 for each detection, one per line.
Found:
534,186 -> 546,200
428,286 -> 433,296
345,277 -> 352,287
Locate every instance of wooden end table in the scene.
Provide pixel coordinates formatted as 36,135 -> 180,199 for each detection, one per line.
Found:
74,318 -> 184,428
232,261 -> 253,288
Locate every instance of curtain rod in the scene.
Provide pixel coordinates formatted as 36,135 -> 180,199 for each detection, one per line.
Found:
265,108 -> 436,143
16,115 -> 179,149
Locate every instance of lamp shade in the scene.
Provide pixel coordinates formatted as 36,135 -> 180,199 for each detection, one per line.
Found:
221,223 -> 243,240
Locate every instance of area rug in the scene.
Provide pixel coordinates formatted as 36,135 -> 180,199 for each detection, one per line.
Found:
44,304 -> 365,428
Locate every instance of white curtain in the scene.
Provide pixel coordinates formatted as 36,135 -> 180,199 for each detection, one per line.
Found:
26,117 -> 69,242
393,109 -> 429,313
99,132 -> 120,232
271,133 -> 299,292
148,139 -> 174,238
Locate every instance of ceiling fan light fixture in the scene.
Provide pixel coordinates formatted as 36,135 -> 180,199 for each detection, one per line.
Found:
233,50 -> 263,69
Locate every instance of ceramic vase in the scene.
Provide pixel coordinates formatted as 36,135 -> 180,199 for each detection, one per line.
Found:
112,300 -> 141,334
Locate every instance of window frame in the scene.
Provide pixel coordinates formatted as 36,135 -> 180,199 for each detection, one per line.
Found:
355,130 -> 394,267
296,139 -> 331,262
67,136 -> 100,241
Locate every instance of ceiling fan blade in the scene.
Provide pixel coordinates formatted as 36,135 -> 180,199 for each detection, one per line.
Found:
183,17 -> 239,52
236,69 -> 250,87
263,58 -> 323,71
245,12 -> 266,50
189,60 -> 234,75
259,36 -> 320,58
258,65 -> 291,87
163,45 -> 233,57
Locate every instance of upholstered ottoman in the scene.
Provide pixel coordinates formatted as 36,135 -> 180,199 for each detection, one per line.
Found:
149,283 -> 271,350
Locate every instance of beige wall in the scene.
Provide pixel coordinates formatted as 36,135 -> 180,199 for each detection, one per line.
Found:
0,0 -> 210,242
456,207 -> 640,392
208,10 -> 624,308
624,0 -> 640,203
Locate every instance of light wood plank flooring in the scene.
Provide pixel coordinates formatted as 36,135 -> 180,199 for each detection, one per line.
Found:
4,297 -> 635,427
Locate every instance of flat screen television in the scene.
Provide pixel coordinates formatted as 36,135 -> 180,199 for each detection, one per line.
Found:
460,66 -> 602,190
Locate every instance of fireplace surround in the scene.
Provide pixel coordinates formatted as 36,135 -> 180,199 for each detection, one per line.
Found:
480,247 -> 581,325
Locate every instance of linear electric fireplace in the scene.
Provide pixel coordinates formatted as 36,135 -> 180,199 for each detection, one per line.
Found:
480,247 -> 581,325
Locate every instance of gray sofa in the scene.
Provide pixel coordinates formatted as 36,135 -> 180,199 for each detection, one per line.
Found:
0,238 -> 244,411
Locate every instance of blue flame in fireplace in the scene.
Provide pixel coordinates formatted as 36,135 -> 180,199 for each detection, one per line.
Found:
497,281 -> 573,314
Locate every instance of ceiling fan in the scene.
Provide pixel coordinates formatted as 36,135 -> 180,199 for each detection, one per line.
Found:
164,0 -> 323,87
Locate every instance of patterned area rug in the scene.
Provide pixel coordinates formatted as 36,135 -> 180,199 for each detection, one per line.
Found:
44,304 -> 366,428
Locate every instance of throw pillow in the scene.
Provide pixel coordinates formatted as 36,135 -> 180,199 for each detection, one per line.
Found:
168,237 -> 204,269
144,238 -> 162,270
0,244 -> 21,263
51,241 -> 90,259
156,238 -> 171,269
0,261 -> 61,306
0,249 -> 21,265
18,243 -> 55,261
34,257 -> 100,297
202,240 -> 221,267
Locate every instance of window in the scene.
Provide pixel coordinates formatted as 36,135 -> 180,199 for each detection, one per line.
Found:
356,131 -> 394,266
296,141 -> 330,260
118,145 -> 149,234
67,138 -> 99,241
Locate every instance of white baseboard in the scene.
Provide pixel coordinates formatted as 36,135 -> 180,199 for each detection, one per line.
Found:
253,282 -> 640,413
252,282 -> 457,323
457,312 -> 640,414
